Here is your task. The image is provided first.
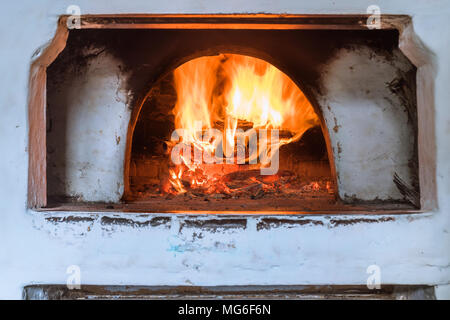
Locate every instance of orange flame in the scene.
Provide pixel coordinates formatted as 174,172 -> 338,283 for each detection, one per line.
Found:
166,54 -> 320,194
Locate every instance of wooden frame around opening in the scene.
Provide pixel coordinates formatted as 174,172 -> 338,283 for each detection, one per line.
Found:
28,14 -> 436,212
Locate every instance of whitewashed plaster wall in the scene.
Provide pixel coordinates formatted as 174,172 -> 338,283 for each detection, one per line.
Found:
47,51 -> 131,202
0,0 -> 449,299
320,47 -> 415,201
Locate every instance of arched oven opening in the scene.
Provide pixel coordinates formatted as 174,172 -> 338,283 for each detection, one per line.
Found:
125,53 -> 336,212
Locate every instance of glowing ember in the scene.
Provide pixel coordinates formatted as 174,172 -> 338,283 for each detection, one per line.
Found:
312,182 -> 320,192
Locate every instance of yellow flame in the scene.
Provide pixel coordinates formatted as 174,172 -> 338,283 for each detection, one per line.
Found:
167,53 -> 320,193
168,167 -> 186,193
172,54 -> 318,141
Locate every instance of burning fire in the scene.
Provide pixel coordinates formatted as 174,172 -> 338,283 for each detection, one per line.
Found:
165,54 -> 320,194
